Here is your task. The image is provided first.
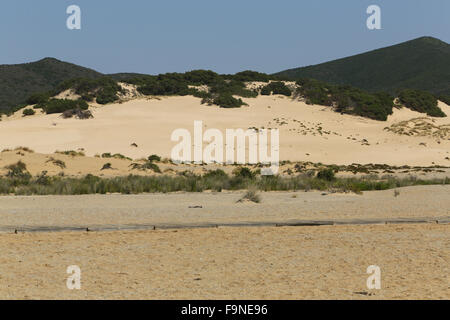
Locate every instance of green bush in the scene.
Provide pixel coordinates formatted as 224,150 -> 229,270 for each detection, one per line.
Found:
399,89 -> 445,117
438,95 -> 450,106
296,79 -> 394,121
26,92 -> 51,105
58,77 -> 121,105
317,168 -> 335,181
233,167 -> 255,179
229,70 -> 271,82
261,82 -> 292,96
213,94 -> 246,108
38,99 -> 89,114
22,108 -> 36,116
148,154 -> 161,162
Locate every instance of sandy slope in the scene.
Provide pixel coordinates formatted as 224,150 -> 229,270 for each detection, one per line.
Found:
0,223 -> 448,299
1,96 -> 449,166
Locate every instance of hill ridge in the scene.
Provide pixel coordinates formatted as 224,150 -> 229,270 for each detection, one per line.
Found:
275,36 -> 450,96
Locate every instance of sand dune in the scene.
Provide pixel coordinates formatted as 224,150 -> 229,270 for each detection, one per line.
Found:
1,96 -> 449,166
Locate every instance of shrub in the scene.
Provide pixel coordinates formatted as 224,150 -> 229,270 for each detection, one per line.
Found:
55,150 -> 85,157
148,154 -> 161,162
438,95 -> 450,106
46,158 -> 66,169
22,108 -> 36,116
61,108 -> 93,119
233,167 -> 255,179
129,161 -> 161,173
57,77 -> 121,105
398,89 -> 445,117
203,169 -> 227,179
237,188 -> 261,203
26,92 -> 51,105
5,161 -> 31,183
261,82 -> 292,96
38,99 -> 89,114
213,94 -> 246,108
230,70 -> 271,82
295,79 -> 394,121
317,168 -> 335,181
101,163 -> 112,170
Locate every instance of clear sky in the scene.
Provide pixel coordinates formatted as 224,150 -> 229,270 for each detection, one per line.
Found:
1,0 -> 449,75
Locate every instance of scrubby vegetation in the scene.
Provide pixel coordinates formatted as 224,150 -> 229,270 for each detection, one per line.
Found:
61,108 -> 93,119
0,58 -> 102,114
55,150 -> 85,157
296,79 -> 394,121
438,95 -> 450,106
316,168 -> 336,181
1,57 -> 447,121
237,188 -> 261,203
36,99 -> 89,114
57,77 -> 122,104
398,89 -> 446,117
124,70 -> 257,108
22,108 -> 35,116
0,169 -> 448,195
261,82 -> 292,96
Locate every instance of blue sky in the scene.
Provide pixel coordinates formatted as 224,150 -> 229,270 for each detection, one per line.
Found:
1,0 -> 448,74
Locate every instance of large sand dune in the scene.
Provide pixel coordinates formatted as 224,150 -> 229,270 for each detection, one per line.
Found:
1,96 -> 449,166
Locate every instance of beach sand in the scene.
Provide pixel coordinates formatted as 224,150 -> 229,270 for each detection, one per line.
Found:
0,186 -> 449,230
0,223 -> 448,299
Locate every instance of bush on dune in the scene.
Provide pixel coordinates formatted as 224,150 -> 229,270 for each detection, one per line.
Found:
437,95 -> 450,106
37,99 -> 89,114
57,77 -> 122,105
296,79 -> 394,121
260,81 -> 292,96
398,89 -> 446,117
22,108 -> 35,116
213,93 -> 247,108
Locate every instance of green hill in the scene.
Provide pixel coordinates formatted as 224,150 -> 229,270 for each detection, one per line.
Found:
275,37 -> 450,96
0,58 -> 102,112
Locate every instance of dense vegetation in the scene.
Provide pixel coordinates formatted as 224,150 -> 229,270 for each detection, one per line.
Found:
398,89 -> 446,117
123,70 -> 259,108
36,99 -> 89,114
57,77 -> 123,104
275,37 -> 450,96
261,82 -> 292,96
0,58 -> 101,113
438,95 -> 450,106
1,51 -> 448,120
295,78 -> 395,121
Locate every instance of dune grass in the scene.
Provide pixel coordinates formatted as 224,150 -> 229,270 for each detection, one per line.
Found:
0,170 -> 448,196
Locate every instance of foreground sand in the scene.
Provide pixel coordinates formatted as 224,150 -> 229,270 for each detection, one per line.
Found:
0,223 -> 448,299
1,96 -> 449,166
0,185 -> 449,230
